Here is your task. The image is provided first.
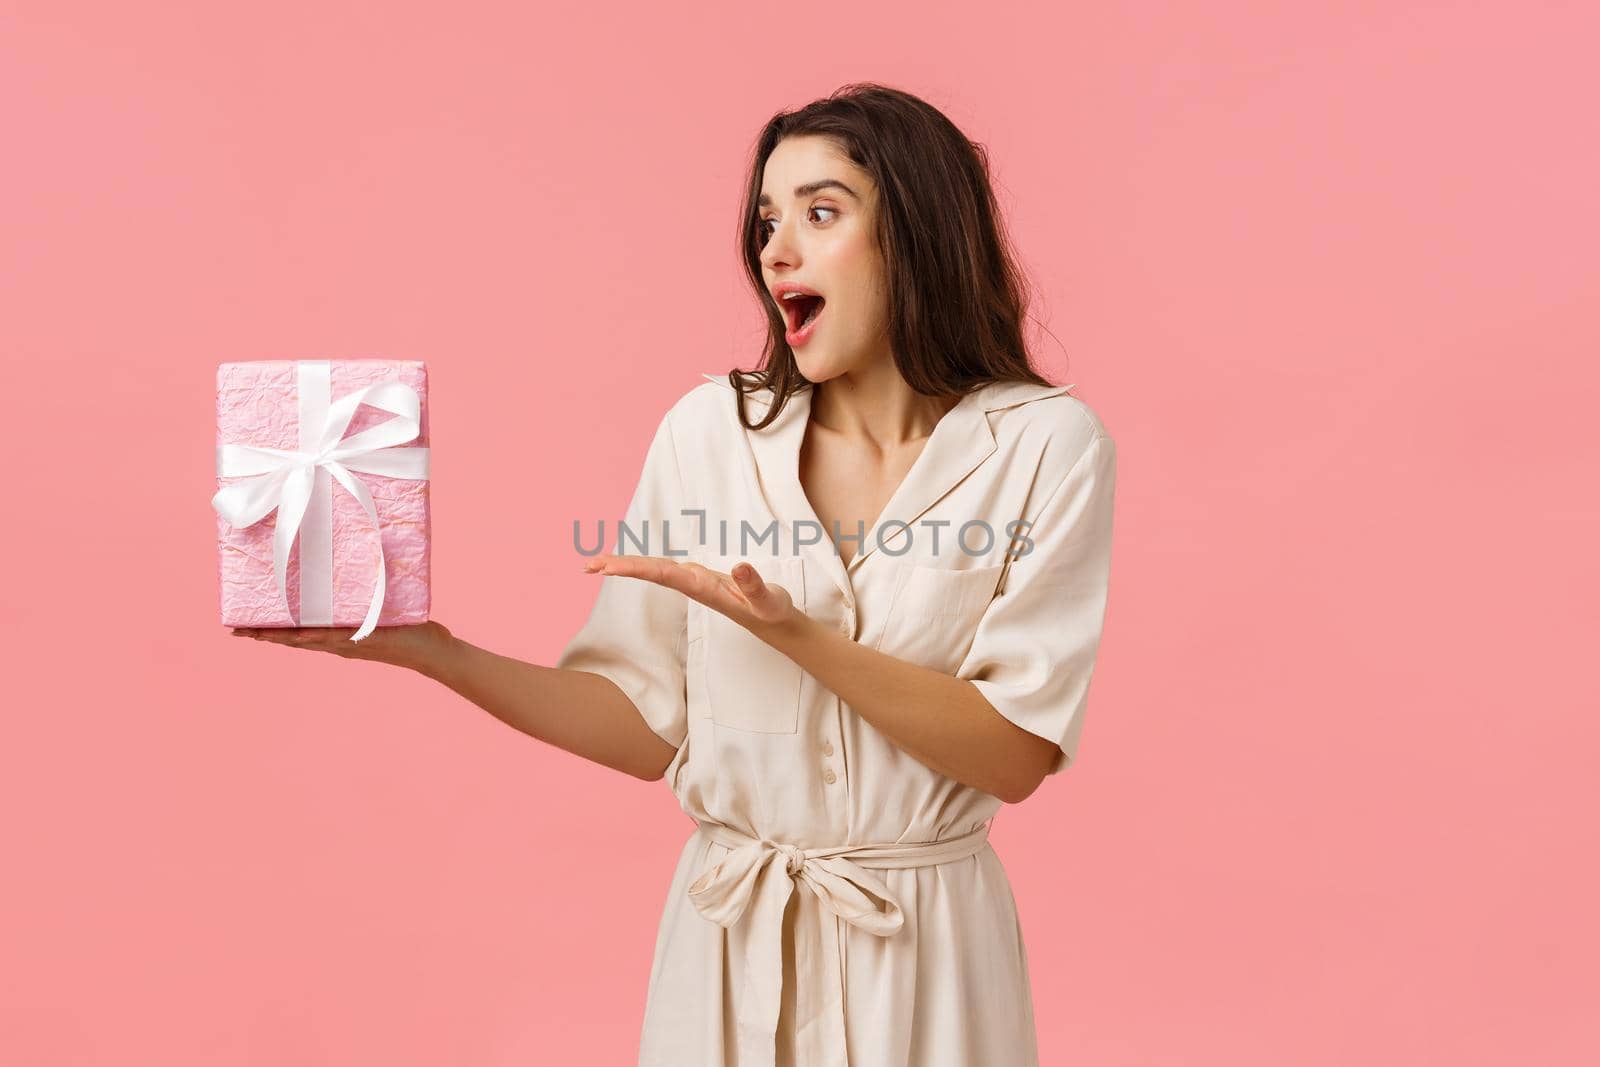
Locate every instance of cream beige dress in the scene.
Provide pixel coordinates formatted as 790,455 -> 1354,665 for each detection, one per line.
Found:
557,372 -> 1118,1066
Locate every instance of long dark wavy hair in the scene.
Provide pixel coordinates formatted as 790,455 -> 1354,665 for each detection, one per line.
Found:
726,82 -> 1058,431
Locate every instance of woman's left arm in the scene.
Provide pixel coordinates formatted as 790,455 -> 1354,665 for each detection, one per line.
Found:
582,556 -> 1061,803
756,432 -> 1117,803
586,431 -> 1117,803
757,611 -> 1062,803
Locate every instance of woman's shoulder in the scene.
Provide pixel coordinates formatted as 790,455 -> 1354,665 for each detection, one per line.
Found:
685,371 -> 745,407
660,372 -> 750,426
659,371 -> 783,430
984,381 -> 1114,484
644,373 -> 761,466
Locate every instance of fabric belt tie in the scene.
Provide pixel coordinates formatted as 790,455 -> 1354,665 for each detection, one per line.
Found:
686,820 -> 992,1067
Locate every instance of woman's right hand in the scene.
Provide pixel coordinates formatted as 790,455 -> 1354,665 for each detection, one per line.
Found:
231,620 -> 458,676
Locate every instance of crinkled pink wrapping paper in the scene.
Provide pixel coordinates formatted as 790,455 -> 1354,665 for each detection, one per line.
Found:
215,360 -> 431,628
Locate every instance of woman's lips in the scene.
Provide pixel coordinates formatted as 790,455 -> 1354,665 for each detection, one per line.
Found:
785,296 -> 825,347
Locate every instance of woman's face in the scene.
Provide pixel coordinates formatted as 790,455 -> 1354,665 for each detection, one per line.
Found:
757,135 -> 889,382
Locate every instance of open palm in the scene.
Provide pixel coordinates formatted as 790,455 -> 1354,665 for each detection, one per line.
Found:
582,554 -> 797,632
231,619 -> 453,671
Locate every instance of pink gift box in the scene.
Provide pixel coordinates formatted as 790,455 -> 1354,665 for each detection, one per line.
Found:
214,359 -> 431,634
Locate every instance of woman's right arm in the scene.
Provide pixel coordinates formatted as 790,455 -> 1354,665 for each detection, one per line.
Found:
421,633 -> 678,781
232,622 -> 678,782
232,401 -> 695,784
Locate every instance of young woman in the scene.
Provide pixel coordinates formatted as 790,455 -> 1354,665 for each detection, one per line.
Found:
235,83 -> 1118,1066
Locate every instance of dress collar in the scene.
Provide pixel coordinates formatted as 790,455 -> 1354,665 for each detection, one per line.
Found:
700,373 -> 1073,599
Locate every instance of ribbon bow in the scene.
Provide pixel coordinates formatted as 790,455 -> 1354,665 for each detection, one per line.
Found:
684,821 -> 991,1067
212,364 -> 429,642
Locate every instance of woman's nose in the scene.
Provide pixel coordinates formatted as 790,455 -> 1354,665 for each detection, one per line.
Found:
760,218 -> 799,270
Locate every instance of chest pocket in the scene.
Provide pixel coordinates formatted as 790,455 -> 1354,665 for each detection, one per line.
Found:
699,554 -> 807,734
875,561 -> 1007,675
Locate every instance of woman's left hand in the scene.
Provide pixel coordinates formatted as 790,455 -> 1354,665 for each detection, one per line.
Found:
582,554 -> 801,636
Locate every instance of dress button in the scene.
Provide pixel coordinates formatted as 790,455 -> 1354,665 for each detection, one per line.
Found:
823,769 -> 837,785
822,740 -> 834,757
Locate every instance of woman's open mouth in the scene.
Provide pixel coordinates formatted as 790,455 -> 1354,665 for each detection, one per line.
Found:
783,294 -> 826,347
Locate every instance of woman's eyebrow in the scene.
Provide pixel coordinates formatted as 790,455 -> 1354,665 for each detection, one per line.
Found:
757,179 -> 859,207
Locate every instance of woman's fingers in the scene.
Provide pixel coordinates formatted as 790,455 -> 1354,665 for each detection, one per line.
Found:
729,563 -> 788,624
234,626 -> 351,644
583,553 -> 794,628
231,621 -> 453,672
585,554 -> 728,598
230,626 -> 367,657
585,553 -> 721,596
586,553 -> 688,591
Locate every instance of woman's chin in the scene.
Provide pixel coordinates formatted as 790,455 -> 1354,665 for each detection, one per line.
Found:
792,350 -> 833,379
795,349 -> 879,384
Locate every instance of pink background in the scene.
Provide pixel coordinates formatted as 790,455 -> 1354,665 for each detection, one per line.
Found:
2,3 -> 1595,1064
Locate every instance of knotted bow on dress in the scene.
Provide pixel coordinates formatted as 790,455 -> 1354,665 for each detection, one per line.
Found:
687,820 -> 993,1067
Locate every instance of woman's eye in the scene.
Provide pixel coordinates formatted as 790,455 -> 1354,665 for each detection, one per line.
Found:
757,206 -> 837,242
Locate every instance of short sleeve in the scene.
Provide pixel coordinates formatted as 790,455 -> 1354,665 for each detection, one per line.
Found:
554,409 -> 690,750
956,434 -> 1118,776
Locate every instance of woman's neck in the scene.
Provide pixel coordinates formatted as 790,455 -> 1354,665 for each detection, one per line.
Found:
810,367 -> 959,448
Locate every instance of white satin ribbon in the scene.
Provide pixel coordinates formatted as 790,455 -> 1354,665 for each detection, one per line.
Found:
211,361 -> 430,642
